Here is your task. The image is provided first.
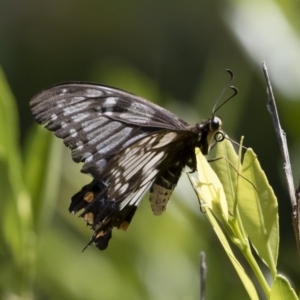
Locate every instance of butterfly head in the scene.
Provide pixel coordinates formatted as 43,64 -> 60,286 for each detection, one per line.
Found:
196,116 -> 222,155
209,116 -> 222,132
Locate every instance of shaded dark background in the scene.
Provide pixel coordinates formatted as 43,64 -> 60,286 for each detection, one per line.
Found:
1,0 -> 300,299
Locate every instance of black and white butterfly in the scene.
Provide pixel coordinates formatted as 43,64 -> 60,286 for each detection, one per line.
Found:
30,79 -> 232,250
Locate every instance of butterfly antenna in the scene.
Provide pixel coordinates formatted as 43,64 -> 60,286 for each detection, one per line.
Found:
212,69 -> 238,115
225,135 -> 248,151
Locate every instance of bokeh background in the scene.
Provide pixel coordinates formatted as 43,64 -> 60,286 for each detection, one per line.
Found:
1,0 -> 300,299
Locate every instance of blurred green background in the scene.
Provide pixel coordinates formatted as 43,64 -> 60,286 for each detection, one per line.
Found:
1,0 -> 300,299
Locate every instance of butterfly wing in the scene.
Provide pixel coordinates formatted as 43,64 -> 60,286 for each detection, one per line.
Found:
30,82 -> 190,178
30,82 -> 189,128
30,82 -> 198,249
70,130 -> 198,249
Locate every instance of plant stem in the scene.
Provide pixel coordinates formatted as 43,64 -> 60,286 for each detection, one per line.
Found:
230,218 -> 271,298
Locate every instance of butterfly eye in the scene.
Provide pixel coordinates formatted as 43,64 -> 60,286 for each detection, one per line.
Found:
210,116 -> 222,132
214,131 -> 225,142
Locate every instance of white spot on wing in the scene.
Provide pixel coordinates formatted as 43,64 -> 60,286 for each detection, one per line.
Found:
57,99 -> 66,108
85,89 -> 103,97
111,169 -> 121,179
84,152 -> 93,162
82,117 -> 108,132
95,159 -> 107,173
59,88 -> 67,95
122,151 -> 155,179
61,121 -> 68,128
114,183 -> 121,191
75,140 -> 83,150
119,113 -> 148,124
119,183 -> 129,194
63,102 -> 90,116
104,111 -> 113,116
104,97 -> 118,106
122,132 -> 148,148
87,121 -> 122,144
71,113 -> 89,122
127,181 -> 153,207
129,102 -> 155,114
51,114 -> 57,121
142,151 -> 164,173
96,127 -> 132,154
152,132 -> 178,148
70,128 -> 77,137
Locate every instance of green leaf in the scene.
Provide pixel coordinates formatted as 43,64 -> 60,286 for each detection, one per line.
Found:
212,138 -> 241,218
191,149 -> 259,299
205,208 -> 259,300
212,139 -> 279,276
197,140 -> 279,297
23,126 -> 64,232
192,148 -> 228,223
0,65 -> 30,257
0,65 -> 34,295
238,149 -> 279,276
270,275 -> 298,300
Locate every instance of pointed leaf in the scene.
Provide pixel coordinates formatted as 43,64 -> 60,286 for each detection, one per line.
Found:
270,275 -> 298,300
213,138 -> 240,216
23,126 -> 64,232
205,209 -> 259,300
190,149 -> 258,299
0,66 -> 30,257
193,148 -> 228,223
238,149 -> 279,274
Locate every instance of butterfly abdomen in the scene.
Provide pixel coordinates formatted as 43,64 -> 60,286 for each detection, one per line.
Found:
150,148 -> 196,215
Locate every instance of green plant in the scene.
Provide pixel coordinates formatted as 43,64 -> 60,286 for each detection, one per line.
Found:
190,138 -> 298,299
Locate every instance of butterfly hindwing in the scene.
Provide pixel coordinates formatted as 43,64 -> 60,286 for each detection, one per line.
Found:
67,130 -> 197,249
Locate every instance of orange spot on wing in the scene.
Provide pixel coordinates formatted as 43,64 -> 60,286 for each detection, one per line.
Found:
84,192 -> 94,202
83,212 -> 94,225
118,221 -> 130,231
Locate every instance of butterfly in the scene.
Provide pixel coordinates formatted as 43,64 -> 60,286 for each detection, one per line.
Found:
30,77 -> 234,250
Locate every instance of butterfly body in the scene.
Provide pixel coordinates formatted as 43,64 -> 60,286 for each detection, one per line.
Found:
30,82 -> 222,250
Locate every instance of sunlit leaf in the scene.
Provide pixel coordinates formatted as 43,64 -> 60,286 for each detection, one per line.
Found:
193,148 -> 228,223
212,139 -> 279,275
195,139 -> 281,297
238,148 -> 279,275
205,208 -> 259,300
270,275 -> 298,300
191,148 -> 258,299
212,138 -> 240,217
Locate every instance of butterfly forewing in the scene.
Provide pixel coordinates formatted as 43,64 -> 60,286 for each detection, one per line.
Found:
30,82 -> 221,250
31,83 -> 188,128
